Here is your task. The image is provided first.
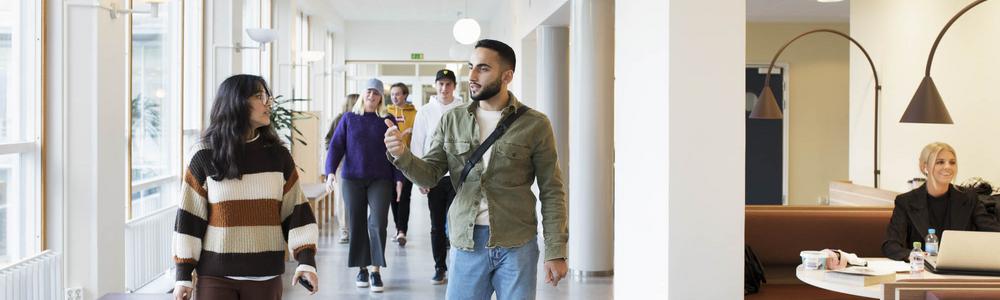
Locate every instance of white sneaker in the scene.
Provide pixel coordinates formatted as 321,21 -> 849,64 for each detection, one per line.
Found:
339,230 -> 349,244
396,232 -> 407,247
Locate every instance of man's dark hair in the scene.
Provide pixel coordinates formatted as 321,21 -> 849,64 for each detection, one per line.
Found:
390,82 -> 409,95
474,39 -> 516,72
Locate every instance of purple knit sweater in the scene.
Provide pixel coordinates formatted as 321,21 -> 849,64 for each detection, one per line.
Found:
326,112 -> 402,182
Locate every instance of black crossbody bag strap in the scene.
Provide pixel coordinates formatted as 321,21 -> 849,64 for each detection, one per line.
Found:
458,105 -> 531,187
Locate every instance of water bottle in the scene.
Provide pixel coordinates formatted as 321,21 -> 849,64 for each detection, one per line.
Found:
926,229 -> 939,256
910,242 -> 925,274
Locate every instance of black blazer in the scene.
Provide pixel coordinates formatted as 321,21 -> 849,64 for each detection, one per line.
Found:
881,184 -> 1000,261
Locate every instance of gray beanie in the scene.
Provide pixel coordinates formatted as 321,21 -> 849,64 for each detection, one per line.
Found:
365,78 -> 384,96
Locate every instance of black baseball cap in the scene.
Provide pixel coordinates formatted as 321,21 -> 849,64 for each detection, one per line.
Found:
435,69 -> 457,83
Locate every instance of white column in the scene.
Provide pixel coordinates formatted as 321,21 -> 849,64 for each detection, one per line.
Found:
568,0 -> 614,275
536,26 -> 570,185
615,1 -> 744,298
62,0 -> 130,296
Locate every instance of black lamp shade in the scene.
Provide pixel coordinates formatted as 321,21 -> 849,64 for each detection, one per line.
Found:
750,86 -> 783,119
900,76 -> 953,124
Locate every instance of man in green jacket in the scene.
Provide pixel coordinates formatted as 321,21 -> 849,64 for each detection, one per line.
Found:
383,39 -> 568,299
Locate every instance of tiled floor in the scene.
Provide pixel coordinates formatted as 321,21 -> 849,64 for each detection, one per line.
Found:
280,193 -> 614,299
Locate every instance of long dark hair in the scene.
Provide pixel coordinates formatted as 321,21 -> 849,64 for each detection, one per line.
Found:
202,74 -> 282,180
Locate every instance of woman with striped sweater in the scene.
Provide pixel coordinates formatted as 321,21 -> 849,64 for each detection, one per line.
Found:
173,74 -> 319,300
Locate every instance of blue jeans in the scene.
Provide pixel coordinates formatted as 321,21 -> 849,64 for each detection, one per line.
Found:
446,225 -> 539,300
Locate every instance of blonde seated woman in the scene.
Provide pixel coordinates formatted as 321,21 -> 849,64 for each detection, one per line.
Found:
881,142 -> 1000,261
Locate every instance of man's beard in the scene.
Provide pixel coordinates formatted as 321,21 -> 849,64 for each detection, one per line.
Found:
471,78 -> 502,101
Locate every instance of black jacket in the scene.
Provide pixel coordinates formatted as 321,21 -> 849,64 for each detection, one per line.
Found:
882,184 -> 1000,261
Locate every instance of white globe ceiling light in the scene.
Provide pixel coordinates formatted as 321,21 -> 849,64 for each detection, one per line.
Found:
453,18 -> 481,45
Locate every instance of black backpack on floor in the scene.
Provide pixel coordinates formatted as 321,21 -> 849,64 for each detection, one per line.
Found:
744,245 -> 767,295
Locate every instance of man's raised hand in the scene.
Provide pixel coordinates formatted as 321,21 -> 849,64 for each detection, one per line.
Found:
384,119 -> 411,157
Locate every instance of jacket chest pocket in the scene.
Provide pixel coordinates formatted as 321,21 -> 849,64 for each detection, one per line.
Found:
444,141 -> 473,162
493,142 -> 533,185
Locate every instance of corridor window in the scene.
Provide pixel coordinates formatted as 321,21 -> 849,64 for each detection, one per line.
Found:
292,12 -> 310,111
130,0 -> 182,220
242,0 -> 271,77
0,0 -> 42,265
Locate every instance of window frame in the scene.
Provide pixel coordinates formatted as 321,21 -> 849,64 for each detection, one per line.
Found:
0,0 -> 44,265
126,0 -> 185,221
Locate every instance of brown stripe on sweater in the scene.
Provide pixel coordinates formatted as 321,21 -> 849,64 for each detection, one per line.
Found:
174,257 -> 197,264
196,250 -> 287,277
184,169 -> 208,199
207,199 -> 282,227
175,209 -> 209,237
283,170 -> 299,194
293,244 -> 317,257
282,203 -> 317,229
293,246 -> 317,268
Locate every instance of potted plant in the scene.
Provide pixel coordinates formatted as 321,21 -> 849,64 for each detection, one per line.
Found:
268,94 -> 314,147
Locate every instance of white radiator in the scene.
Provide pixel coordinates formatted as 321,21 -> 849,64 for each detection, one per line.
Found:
0,250 -> 62,300
125,207 -> 175,292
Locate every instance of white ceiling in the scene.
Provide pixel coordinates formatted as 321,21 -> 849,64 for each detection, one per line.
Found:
326,0 -> 504,22
747,0 -> 850,22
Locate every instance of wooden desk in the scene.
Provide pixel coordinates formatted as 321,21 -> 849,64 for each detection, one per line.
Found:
796,258 -> 997,299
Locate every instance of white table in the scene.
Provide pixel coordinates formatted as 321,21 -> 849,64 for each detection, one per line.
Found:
796,258 -> 992,299
301,183 -> 331,228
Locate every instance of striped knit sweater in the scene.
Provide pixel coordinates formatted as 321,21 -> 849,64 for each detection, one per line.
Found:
172,138 -> 318,287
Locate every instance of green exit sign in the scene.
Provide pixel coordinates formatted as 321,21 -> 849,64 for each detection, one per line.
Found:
410,53 -> 424,60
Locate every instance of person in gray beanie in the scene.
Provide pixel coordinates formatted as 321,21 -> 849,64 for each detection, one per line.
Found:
365,78 -> 384,97
325,77 -> 402,293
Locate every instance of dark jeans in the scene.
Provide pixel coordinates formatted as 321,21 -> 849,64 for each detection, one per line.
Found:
390,178 -> 413,234
195,276 -> 282,300
427,176 -> 456,270
342,178 -> 392,267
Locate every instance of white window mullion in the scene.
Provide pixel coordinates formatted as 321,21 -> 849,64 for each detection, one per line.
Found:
0,141 -> 35,154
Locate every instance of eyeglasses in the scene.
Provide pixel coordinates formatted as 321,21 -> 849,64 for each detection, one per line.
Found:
254,93 -> 275,106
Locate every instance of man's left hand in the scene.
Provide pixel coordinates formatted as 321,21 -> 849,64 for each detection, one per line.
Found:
543,259 -> 568,287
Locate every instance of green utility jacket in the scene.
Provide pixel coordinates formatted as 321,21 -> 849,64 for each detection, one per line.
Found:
389,92 -> 568,261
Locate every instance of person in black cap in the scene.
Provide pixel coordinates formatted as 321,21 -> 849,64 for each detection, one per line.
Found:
409,68 -> 463,284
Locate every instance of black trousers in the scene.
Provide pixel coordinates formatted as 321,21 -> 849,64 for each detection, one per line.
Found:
427,176 -> 456,270
342,178 -> 392,267
390,178 -> 413,234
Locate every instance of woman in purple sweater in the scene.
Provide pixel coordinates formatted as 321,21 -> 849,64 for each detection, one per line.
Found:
325,78 -> 401,293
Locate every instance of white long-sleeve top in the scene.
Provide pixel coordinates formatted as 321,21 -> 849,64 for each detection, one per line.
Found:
410,95 -> 464,158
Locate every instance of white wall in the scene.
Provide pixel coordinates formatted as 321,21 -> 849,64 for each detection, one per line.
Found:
615,1 -> 744,298
485,0 -> 568,99
747,22 -> 851,204
48,0 -> 130,298
850,1 -> 1000,192
344,20 -> 488,61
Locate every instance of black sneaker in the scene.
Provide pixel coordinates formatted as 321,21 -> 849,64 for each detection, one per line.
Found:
430,268 -> 447,285
370,272 -> 384,293
356,268 -> 369,288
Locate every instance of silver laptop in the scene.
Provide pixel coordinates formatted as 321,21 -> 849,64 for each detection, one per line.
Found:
925,230 -> 1000,276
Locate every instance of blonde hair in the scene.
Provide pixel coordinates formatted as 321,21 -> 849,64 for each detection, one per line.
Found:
351,90 -> 388,118
919,142 -> 957,183
343,94 -> 359,113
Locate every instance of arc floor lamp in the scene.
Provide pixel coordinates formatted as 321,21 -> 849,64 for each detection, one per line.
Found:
750,29 -> 883,188
900,0 -> 989,124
